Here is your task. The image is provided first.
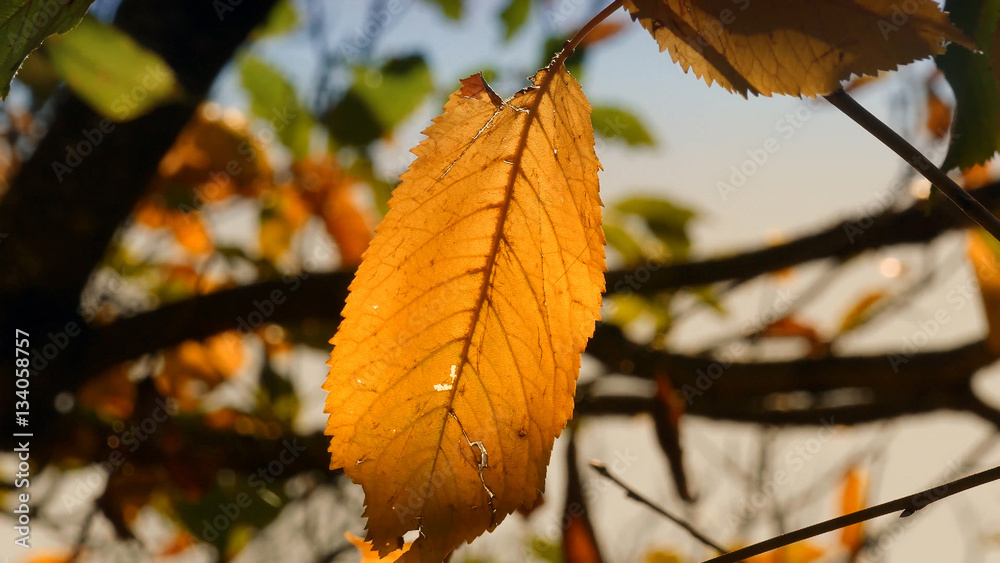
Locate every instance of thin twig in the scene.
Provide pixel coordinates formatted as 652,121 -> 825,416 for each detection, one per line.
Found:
858,430 -> 1000,558
551,0 -> 624,68
69,508 -> 97,562
704,463 -> 1000,563
695,260 -> 845,355
589,460 -> 728,554
824,88 -> 1000,241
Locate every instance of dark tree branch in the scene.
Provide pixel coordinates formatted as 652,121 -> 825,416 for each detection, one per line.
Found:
607,181 -> 1000,294
0,0 -> 280,447
0,0 -> 280,303
78,180 -> 1000,381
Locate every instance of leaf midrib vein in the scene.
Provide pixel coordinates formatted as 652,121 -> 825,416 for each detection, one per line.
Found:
421,69 -> 561,517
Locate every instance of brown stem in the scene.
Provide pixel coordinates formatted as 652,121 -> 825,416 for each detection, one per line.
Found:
551,0 -> 624,69
705,463 -> 1000,563
590,460 -> 728,554
824,88 -> 1000,241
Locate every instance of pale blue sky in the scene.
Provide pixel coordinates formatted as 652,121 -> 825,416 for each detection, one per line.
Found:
315,0 -> 928,257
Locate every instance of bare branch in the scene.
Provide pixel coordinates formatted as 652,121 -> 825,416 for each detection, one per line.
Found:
704,464 -> 1000,563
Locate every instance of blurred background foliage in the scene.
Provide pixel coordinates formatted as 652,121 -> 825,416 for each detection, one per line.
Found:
1,0 -> 689,560
1,0 -> 997,562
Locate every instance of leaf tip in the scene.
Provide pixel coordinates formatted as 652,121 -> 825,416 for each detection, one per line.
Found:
458,73 -> 503,107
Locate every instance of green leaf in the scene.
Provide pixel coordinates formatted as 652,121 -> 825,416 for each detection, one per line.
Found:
591,106 -> 655,147
356,55 -> 433,129
499,0 -> 530,41
980,225 -> 1000,259
605,293 -> 650,327
426,0 -> 462,20
689,285 -> 725,315
936,0 -> 1000,170
325,54 -> 433,148
259,363 -> 299,426
14,50 -> 59,99
43,16 -> 179,121
615,196 -> 695,260
603,222 -> 644,266
0,0 -> 95,99
238,55 -> 314,158
175,477 -> 286,554
477,67 -> 498,84
527,536 -> 562,563
253,0 -> 298,38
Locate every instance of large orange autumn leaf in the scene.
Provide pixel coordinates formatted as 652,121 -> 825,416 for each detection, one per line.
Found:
624,0 -> 972,97
324,65 -> 605,560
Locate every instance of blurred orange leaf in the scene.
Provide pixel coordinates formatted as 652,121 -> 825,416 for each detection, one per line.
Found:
963,163 -> 993,190
166,212 -> 214,255
203,407 -> 241,430
580,21 -> 626,47
293,156 -> 372,266
259,215 -> 296,263
838,290 -> 886,334
157,332 -> 243,411
760,316 -> 828,357
152,103 -> 271,199
258,183 -> 312,262
160,531 -> 196,556
745,542 -> 824,563
925,89 -> 952,140
839,467 -> 868,555
968,229 -> 1000,353
134,201 -> 169,229
77,363 -> 136,420
644,551 -> 686,563
345,531 -> 412,562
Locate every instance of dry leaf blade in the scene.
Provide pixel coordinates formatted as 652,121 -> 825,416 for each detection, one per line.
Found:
324,67 -> 605,560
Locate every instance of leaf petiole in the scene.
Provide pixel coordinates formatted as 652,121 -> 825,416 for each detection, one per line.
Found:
550,0 -> 625,70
